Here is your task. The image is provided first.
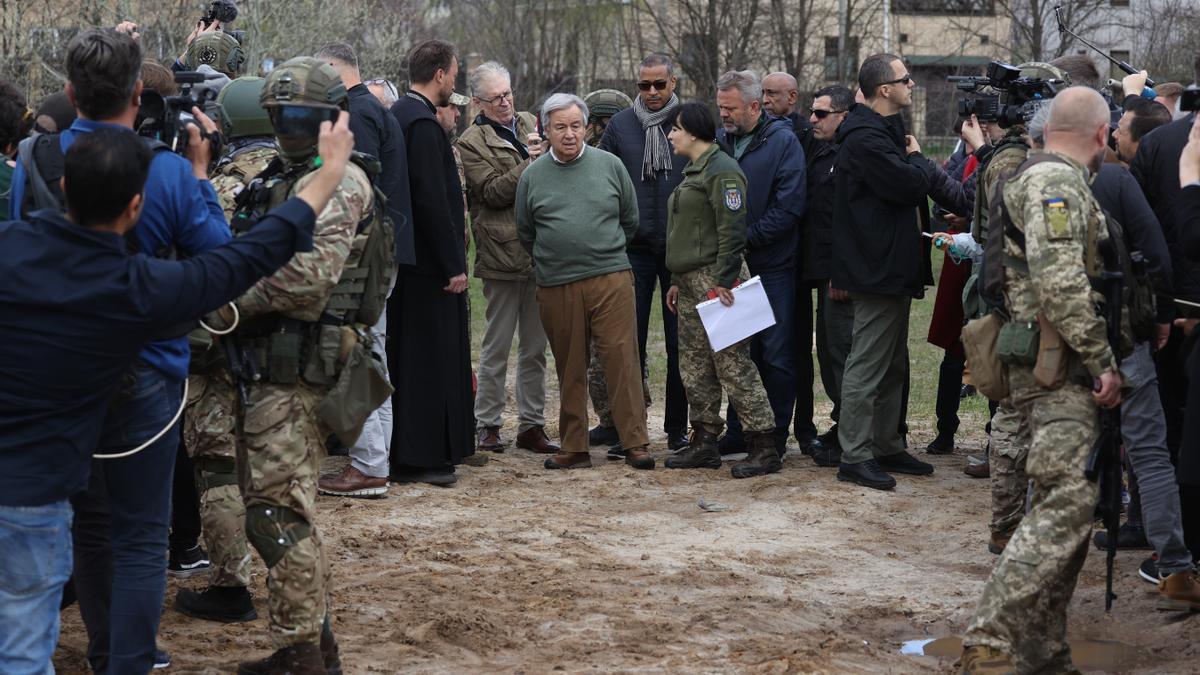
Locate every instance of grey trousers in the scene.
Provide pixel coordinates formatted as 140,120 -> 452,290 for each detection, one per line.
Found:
474,278 -> 548,432
817,283 -> 855,423
349,307 -> 392,478
1120,342 -> 1195,574
838,293 -> 911,464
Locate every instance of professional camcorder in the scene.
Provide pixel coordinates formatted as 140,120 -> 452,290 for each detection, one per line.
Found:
137,71 -> 225,157
201,0 -> 246,44
949,61 -> 1066,128
1181,85 -> 1200,112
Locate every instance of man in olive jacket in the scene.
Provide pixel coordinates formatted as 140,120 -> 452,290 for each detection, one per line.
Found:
458,61 -> 558,455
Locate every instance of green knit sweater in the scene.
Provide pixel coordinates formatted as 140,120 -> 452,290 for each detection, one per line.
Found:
515,146 -> 640,287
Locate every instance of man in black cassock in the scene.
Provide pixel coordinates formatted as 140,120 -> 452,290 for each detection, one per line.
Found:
388,39 -> 474,486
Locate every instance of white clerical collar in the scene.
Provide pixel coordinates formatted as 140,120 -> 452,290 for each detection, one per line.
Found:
550,143 -> 586,165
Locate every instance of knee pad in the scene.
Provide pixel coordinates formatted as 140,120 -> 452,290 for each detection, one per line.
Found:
244,503 -> 312,568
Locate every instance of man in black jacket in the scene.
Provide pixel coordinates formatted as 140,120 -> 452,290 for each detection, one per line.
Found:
832,54 -> 937,490
389,40 -> 474,486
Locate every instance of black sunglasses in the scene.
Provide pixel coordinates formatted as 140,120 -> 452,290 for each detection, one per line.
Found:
637,79 -> 669,92
810,108 -> 845,119
881,74 -> 912,86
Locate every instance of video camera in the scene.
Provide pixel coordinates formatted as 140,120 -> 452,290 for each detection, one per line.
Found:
1181,85 -> 1200,112
949,61 -> 1066,128
137,71 -> 225,157
201,0 -> 245,44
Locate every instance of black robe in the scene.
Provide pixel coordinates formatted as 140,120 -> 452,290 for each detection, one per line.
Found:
387,91 -> 474,471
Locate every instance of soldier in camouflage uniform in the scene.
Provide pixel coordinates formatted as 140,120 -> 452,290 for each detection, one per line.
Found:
960,88 -> 1123,675
967,63 -> 1070,556
225,57 -> 374,674
176,76 -> 278,625
658,102 -> 776,478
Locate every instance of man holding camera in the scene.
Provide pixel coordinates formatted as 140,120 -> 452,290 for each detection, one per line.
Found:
10,28 -> 231,673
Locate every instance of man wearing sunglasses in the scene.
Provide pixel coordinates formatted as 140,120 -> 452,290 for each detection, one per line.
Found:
596,53 -> 691,453
831,53 -> 939,491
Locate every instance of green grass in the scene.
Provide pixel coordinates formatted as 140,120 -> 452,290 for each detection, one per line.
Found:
465,238 -> 991,449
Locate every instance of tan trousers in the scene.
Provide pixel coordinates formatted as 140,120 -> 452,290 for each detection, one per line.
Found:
536,270 -> 649,453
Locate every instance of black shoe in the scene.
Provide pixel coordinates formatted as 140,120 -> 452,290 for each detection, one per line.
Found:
717,433 -> 746,456
153,649 -> 171,670
167,544 -> 211,579
1139,555 -> 1164,585
326,433 -> 349,457
817,425 -> 839,446
960,384 -> 977,400
795,434 -> 819,457
837,459 -> 896,490
1092,521 -> 1152,551
925,434 -> 955,455
605,444 -> 626,460
321,616 -> 342,675
876,450 -> 934,476
389,467 -> 457,487
588,424 -> 619,446
812,441 -> 842,467
175,585 -> 258,623
667,430 -> 690,451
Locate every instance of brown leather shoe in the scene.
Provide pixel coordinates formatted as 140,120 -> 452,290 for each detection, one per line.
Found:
624,446 -> 655,470
544,452 -> 592,470
516,426 -> 560,454
318,465 -> 387,498
477,426 -> 504,453
1158,569 -> 1200,612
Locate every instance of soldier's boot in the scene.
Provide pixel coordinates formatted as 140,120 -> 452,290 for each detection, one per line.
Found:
237,643 -> 325,675
987,530 -> 1013,555
730,432 -> 783,479
175,585 -> 257,623
958,644 -> 1013,674
321,616 -> 343,675
665,428 -> 721,469
1157,570 -> 1200,612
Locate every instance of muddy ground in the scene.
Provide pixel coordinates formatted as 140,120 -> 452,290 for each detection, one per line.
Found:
53,385 -> 1197,673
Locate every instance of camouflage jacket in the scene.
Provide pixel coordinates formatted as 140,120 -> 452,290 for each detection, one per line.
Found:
972,135 -> 1029,246
235,162 -> 373,322
1002,150 -> 1116,377
211,145 -> 278,221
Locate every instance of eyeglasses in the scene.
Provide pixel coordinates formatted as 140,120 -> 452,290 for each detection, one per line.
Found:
881,74 -> 913,86
637,79 -> 670,92
363,78 -> 399,102
476,90 -> 514,105
810,108 -> 845,119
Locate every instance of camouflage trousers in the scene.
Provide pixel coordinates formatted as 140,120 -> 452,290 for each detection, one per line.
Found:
675,265 -> 773,435
237,381 -> 332,648
964,367 -> 1099,674
183,371 -> 251,588
989,400 -> 1031,538
588,341 -> 651,428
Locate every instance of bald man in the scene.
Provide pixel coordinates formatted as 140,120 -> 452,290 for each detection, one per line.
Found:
959,87 -> 1125,674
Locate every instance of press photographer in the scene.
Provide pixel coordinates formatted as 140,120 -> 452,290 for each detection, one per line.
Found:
9,27 -> 233,674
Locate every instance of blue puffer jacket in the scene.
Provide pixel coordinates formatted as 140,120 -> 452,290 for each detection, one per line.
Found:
598,107 -> 688,253
717,114 -> 807,273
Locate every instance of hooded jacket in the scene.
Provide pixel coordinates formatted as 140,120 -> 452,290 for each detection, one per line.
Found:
716,114 -> 807,273
831,103 -> 936,296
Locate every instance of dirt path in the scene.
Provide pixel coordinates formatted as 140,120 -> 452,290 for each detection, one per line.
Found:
53,402 -> 1197,673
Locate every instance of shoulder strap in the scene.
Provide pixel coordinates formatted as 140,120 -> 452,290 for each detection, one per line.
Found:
17,134 -> 67,218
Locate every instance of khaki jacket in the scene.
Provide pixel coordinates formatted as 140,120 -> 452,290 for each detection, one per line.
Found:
457,112 -> 537,280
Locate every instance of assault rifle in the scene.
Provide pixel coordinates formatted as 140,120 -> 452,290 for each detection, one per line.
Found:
1085,268 -> 1124,611
222,337 -> 258,408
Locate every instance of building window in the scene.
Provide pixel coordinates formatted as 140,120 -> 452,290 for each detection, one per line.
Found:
899,33 -> 909,44
1110,0 -> 1130,6
893,0 -> 995,14
980,34 -> 990,44
1109,50 -> 1131,81
824,36 -> 860,81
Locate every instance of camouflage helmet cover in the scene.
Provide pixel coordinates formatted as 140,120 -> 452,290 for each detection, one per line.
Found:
584,88 -> 632,120
217,76 -> 272,139
185,31 -> 246,78
260,56 -> 348,110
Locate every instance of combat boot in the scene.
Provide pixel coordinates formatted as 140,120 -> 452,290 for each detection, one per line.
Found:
958,644 -> 1013,674
237,642 -> 325,675
175,585 -> 257,623
988,530 -> 1012,555
321,616 -> 343,675
730,432 -> 782,479
1157,569 -> 1200,612
665,428 -> 721,469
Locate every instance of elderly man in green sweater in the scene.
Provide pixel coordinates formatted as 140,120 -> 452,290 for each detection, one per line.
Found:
516,93 -> 653,471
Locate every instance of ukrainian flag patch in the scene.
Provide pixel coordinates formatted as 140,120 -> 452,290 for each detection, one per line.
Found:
1043,197 -> 1070,239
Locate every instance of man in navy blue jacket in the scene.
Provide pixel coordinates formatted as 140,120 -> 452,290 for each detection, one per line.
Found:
714,69 -> 807,476
0,118 -> 354,673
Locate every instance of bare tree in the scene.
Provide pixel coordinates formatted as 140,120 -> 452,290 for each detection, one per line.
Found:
1132,0 -> 1200,85
996,0 -> 1117,63
638,0 -> 769,98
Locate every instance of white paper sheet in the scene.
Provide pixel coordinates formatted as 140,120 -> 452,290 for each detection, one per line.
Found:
695,275 -> 776,352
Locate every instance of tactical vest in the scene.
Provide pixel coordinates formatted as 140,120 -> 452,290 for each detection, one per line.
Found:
229,152 -> 395,385
972,139 -> 1030,315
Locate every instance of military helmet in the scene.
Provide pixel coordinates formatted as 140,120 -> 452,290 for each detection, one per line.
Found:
185,32 -> 246,79
217,76 -> 271,139
584,89 -> 632,120
260,56 -> 348,110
